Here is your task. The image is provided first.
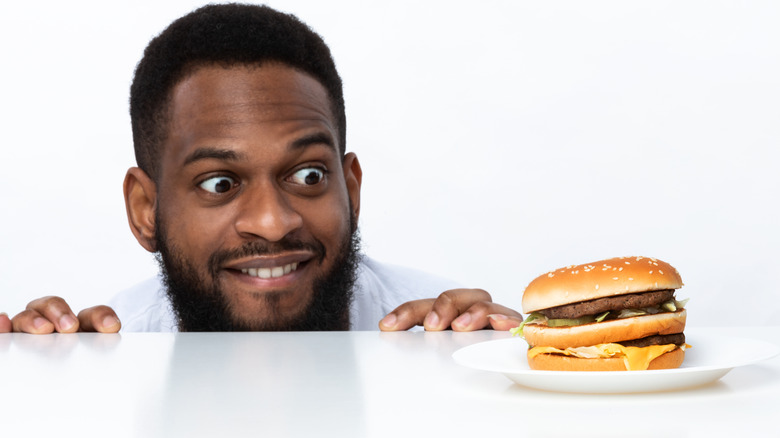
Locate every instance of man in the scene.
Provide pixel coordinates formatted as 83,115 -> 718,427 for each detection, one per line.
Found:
2,4 -> 521,333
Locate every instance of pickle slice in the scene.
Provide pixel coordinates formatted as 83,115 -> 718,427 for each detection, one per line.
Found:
546,311 -> 610,327
546,315 -> 596,327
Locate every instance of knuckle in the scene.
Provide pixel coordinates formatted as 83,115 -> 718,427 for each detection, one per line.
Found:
436,291 -> 456,305
28,295 -> 67,312
78,305 -> 117,326
472,288 -> 492,301
12,309 -> 34,322
398,299 -> 432,318
469,301 -> 495,316
87,305 -> 113,314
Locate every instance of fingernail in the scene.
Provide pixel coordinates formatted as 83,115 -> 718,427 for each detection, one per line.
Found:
59,314 -> 77,331
424,311 -> 440,328
453,312 -> 472,328
102,315 -> 121,330
0,312 -> 8,318
33,317 -> 50,330
382,313 -> 398,328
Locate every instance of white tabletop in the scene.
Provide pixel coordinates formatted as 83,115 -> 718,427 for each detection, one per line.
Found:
1,326 -> 778,437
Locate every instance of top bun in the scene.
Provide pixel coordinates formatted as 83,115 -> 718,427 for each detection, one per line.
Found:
522,256 -> 683,313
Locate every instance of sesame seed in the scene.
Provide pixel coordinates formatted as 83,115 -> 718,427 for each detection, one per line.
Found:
612,277 -> 619,280
629,278 -> 634,281
659,270 -> 664,275
625,261 -> 631,265
619,267 -> 623,271
595,284 -> 600,290
548,273 -> 554,278
649,271 -> 653,274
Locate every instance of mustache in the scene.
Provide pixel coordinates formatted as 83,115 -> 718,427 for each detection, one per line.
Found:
208,238 -> 326,273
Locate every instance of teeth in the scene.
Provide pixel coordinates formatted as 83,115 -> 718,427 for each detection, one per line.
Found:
241,262 -> 298,278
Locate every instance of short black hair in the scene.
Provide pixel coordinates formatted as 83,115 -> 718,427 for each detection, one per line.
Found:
130,3 -> 346,181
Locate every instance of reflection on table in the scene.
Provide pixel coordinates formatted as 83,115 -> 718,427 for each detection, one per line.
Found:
0,327 -> 777,437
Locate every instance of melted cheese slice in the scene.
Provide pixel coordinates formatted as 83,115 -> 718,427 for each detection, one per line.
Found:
528,343 -> 679,371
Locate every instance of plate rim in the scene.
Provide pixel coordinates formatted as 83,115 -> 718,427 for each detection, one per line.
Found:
452,333 -> 780,379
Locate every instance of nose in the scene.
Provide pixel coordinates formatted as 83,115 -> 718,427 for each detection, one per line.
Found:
234,183 -> 303,242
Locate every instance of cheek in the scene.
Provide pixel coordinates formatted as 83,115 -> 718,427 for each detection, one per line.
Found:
298,197 -> 352,245
159,201 -> 234,262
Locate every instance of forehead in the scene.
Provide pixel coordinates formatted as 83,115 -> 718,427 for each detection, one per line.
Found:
163,63 -> 337,167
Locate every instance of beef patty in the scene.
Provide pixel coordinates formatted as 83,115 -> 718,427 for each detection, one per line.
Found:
539,289 -> 676,320
619,333 -> 686,348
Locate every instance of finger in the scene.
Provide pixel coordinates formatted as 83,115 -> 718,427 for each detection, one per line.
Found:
450,302 -> 525,332
11,309 -> 56,334
379,299 -> 435,331
77,306 -> 121,333
424,289 -> 493,331
0,313 -> 12,333
486,313 -> 524,331
25,296 -> 79,333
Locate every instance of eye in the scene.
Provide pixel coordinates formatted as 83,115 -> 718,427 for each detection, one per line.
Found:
289,168 -> 326,186
199,175 -> 238,194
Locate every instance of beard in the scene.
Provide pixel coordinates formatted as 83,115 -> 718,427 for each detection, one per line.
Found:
154,213 -> 361,332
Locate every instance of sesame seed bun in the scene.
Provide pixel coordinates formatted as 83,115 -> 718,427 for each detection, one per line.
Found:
522,256 -> 683,314
528,346 -> 685,372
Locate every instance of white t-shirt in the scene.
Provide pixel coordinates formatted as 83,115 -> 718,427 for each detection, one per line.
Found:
109,256 -> 462,332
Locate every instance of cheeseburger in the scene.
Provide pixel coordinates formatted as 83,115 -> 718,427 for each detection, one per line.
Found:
514,256 -> 689,371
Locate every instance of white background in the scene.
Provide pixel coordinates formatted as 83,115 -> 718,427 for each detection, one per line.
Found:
1,0 -> 778,327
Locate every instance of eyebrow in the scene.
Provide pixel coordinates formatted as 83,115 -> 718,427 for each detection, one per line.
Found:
182,147 -> 247,166
181,131 -> 337,167
291,132 -> 337,152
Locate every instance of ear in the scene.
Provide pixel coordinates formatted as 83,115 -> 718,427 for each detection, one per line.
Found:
342,152 -> 362,226
124,167 -> 158,253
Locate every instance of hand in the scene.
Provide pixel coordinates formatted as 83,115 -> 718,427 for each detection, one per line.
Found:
9,296 -> 121,334
378,288 -> 523,331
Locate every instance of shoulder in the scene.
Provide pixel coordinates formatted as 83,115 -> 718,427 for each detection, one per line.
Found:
357,256 -> 463,299
350,256 -> 462,330
109,276 -> 177,332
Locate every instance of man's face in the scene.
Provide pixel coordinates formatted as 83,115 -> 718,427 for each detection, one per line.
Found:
141,63 -> 362,330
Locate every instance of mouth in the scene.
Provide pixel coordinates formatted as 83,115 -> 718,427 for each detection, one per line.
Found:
221,251 -> 316,287
239,262 -> 300,279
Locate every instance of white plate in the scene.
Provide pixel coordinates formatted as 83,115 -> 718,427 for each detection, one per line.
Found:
452,332 -> 779,394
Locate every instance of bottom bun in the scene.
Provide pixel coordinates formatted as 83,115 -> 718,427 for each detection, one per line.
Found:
528,346 -> 685,371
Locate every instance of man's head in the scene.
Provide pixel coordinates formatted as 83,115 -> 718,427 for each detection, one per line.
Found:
123,4 -> 362,331
130,3 -> 347,182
